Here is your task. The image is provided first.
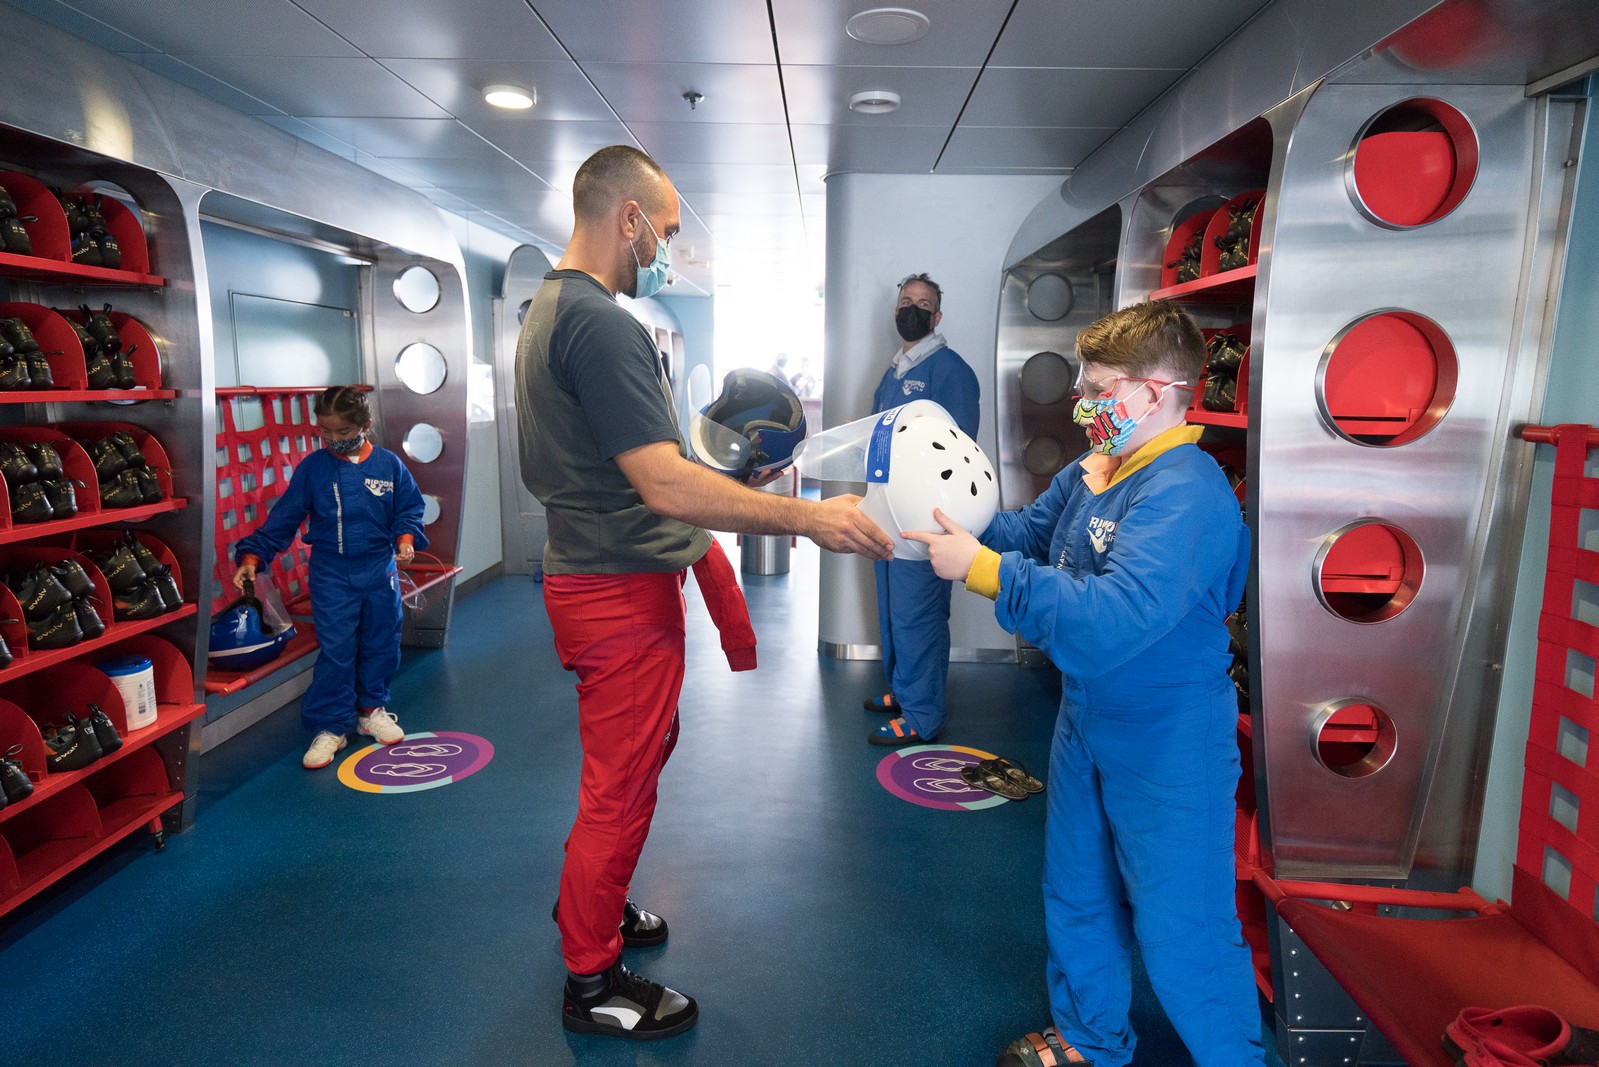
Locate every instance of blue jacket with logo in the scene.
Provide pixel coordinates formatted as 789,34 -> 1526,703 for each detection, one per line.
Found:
236,445 -> 428,584
979,439 -> 1246,705
872,345 -> 980,437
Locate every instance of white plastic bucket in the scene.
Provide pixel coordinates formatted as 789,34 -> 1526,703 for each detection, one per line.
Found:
99,655 -> 157,731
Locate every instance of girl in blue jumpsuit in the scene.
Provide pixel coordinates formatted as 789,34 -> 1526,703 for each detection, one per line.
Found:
233,386 -> 428,769
906,301 -> 1265,1067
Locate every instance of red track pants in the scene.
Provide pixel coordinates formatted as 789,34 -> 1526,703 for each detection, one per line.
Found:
544,569 -> 687,975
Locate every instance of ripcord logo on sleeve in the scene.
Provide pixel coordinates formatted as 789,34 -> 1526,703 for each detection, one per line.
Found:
1087,516 -> 1117,554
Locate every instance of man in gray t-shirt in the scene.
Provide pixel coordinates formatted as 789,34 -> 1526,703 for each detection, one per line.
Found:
515,145 -> 891,1043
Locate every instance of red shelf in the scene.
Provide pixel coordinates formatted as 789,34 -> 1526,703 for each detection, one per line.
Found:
1150,264 -> 1257,303
1188,409 -> 1248,429
0,605 -> 198,685
0,497 -> 187,546
0,700 -> 202,825
0,389 -> 177,404
1,790 -> 181,916
0,250 -> 163,287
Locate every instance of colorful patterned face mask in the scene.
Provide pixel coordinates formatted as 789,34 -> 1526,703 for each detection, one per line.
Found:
1071,377 -> 1187,456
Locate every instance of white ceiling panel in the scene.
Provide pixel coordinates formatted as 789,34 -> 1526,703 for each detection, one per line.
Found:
960,66 -> 1183,129
52,0 -> 362,57
536,2 -> 778,64
937,125 -> 1117,172
790,124 -> 945,172
779,64 -> 978,127
293,0 -> 571,61
581,62 -> 789,125
5,0 -> 1289,296
681,191 -> 807,218
664,163 -> 826,197
5,0 -> 155,52
378,59 -> 618,123
296,118 -> 503,160
771,0 -> 1014,67
992,0 -> 1273,69
176,55 -> 453,118
472,117 -> 640,164
125,54 -> 285,116
627,122 -> 797,167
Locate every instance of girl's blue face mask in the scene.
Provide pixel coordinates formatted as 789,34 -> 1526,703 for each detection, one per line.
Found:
324,434 -> 363,455
632,210 -> 671,299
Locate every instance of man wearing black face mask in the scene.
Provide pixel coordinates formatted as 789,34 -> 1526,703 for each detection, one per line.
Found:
864,273 -> 981,746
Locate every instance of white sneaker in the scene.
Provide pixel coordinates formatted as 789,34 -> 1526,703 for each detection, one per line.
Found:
357,707 -> 405,745
303,731 -> 347,769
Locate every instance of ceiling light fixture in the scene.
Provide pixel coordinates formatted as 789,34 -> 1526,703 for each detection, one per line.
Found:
483,84 -> 535,110
848,89 -> 902,115
845,7 -> 931,45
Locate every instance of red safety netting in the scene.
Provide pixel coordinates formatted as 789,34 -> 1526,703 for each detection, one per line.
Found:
1519,423 -> 1599,931
1247,423 -> 1599,1067
211,388 -> 331,614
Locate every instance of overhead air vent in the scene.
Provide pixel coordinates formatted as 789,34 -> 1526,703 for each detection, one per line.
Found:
845,7 -> 931,46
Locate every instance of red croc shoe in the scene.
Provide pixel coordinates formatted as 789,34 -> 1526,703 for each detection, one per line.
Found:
1446,1005 -> 1599,1065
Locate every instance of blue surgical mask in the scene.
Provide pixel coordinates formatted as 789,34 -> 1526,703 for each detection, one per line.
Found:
632,210 -> 671,299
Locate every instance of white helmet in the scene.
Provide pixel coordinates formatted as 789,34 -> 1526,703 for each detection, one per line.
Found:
855,401 -> 999,560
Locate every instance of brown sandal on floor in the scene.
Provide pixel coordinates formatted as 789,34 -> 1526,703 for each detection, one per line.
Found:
997,1028 -> 1092,1067
960,763 -> 1028,801
981,756 -> 1044,795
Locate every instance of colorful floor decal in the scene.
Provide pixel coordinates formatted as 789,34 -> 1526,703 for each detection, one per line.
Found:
338,731 -> 494,794
874,743 -> 1010,810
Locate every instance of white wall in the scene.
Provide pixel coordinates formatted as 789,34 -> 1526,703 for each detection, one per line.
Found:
820,171 -> 1064,656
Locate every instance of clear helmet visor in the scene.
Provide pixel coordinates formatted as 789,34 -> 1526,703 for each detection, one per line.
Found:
687,410 -> 756,474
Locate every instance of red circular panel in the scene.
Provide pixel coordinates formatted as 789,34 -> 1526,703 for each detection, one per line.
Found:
1350,99 -> 1478,227
1318,311 -> 1457,446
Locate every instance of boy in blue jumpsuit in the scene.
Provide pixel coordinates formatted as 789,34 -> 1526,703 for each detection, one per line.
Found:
233,386 -> 429,770
906,301 -> 1265,1067
866,272 -> 980,746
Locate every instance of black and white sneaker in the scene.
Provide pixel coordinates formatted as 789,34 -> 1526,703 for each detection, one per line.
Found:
561,962 -> 698,1040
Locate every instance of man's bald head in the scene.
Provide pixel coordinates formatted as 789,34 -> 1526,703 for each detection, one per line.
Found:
573,145 -> 671,224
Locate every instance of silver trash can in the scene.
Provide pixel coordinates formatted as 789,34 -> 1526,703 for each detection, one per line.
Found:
741,533 -> 790,575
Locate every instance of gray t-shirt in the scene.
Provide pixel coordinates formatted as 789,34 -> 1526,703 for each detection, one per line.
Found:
514,269 -> 711,574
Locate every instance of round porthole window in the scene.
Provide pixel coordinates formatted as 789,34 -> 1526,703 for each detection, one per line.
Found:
517,299 -> 532,325
1313,520 -> 1424,623
403,423 -> 445,464
396,342 -> 447,395
1316,311 -> 1457,446
1349,98 -> 1478,228
1311,700 -> 1397,779
1025,273 -> 1074,322
1019,351 -> 1073,406
1023,435 -> 1068,477
421,494 -> 442,525
394,265 -> 441,313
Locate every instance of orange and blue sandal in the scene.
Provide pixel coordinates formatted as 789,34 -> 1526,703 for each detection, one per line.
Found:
868,716 -> 936,747
997,1028 -> 1092,1067
863,692 -> 897,712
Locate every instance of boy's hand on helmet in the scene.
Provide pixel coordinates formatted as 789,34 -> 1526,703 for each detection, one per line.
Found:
807,494 -> 894,560
903,508 -> 980,581
232,562 -> 256,592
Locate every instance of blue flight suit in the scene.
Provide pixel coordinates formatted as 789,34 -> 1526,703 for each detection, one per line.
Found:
236,445 -> 428,735
977,427 -> 1264,1067
871,340 -> 980,739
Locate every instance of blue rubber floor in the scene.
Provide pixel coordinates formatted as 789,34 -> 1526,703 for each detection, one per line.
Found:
1,539 -> 1284,1066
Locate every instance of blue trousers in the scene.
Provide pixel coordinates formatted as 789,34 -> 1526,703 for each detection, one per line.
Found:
1044,678 -> 1265,1067
872,557 -> 952,738
301,560 -> 403,734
